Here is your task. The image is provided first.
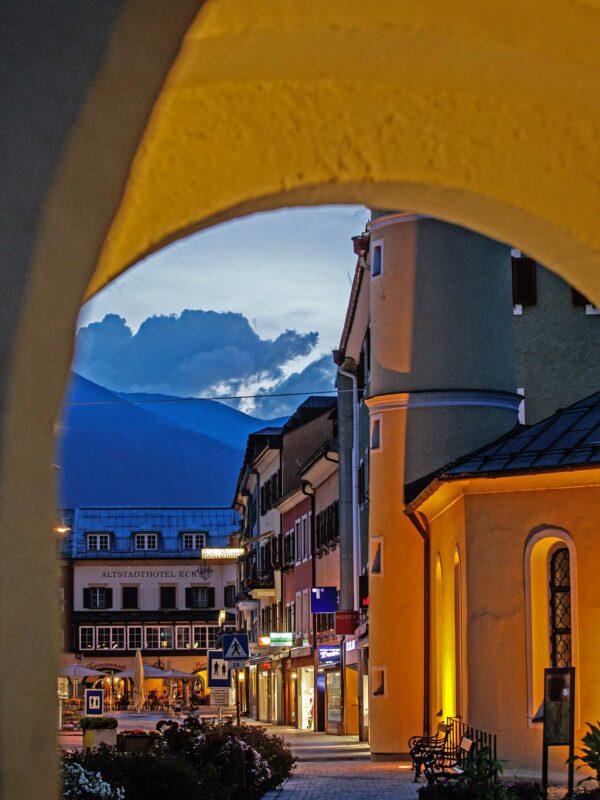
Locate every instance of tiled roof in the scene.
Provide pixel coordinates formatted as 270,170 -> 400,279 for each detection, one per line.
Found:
442,391 -> 600,478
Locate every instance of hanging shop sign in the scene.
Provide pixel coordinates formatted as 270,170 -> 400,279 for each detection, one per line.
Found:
311,586 -> 337,614
270,631 -> 294,647
335,610 -> 359,634
318,645 -> 341,665
200,548 -> 244,559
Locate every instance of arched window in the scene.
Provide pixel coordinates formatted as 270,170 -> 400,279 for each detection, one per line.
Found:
435,556 -> 444,717
454,549 -> 463,717
525,531 -> 578,724
549,547 -> 571,668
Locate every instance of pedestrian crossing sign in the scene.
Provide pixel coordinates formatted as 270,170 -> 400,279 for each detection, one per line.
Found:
223,633 -> 249,661
208,650 -> 230,688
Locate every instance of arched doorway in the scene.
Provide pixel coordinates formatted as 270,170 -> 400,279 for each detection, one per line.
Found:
1,3 -> 599,796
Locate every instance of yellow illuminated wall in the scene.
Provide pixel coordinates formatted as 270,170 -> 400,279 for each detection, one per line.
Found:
418,474 -> 599,772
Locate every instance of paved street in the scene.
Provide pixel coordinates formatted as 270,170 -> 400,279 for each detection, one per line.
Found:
264,761 -> 419,800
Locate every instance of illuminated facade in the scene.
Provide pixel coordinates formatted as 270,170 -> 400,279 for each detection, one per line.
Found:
406,392 -> 600,773
61,506 -> 239,694
343,211 -> 600,773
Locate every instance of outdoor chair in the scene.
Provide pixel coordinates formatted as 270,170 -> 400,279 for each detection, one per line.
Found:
423,736 -> 475,784
408,723 -> 451,782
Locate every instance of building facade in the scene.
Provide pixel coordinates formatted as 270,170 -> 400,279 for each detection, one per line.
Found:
61,506 -> 240,703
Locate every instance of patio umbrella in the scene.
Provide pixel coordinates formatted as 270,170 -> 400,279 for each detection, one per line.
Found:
159,668 -> 198,680
132,648 -> 145,713
59,664 -> 106,699
114,664 -> 167,679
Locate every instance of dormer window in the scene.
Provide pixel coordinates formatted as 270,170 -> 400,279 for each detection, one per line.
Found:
87,533 -> 111,551
182,532 -> 207,550
135,532 -> 158,551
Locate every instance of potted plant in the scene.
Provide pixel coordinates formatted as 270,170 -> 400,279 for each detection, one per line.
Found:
80,716 -> 118,749
117,728 -> 160,753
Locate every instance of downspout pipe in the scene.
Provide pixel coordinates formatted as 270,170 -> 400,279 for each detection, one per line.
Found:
338,362 -> 360,612
407,510 -> 431,737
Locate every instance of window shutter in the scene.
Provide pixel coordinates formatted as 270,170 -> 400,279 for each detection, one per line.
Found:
512,256 -> 537,306
105,588 -> 113,608
185,587 -> 193,608
207,588 -> 215,608
572,287 -> 588,307
83,588 -> 91,608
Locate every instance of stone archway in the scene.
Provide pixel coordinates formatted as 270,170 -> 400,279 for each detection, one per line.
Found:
1,2 -> 599,797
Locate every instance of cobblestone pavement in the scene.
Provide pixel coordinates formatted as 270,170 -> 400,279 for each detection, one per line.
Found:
265,761 -> 420,799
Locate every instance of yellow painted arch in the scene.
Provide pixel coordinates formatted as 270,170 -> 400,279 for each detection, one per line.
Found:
92,0 -> 600,302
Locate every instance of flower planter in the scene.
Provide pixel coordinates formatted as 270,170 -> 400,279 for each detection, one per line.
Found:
117,733 -> 158,753
82,728 -> 118,750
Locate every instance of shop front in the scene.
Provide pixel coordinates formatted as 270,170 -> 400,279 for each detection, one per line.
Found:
288,646 -> 314,730
318,644 -> 342,734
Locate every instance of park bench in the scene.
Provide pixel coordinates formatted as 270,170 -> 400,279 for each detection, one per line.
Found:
408,723 -> 451,782
423,736 -> 476,784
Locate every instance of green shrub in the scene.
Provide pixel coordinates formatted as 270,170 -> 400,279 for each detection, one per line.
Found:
418,781 -> 544,800
573,722 -> 600,788
79,717 -> 118,731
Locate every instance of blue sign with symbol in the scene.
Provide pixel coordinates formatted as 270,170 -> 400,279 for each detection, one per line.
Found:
222,633 -> 249,661
208,650 -> 230,688
311,586 -> 337,614
85,688 -> 104,716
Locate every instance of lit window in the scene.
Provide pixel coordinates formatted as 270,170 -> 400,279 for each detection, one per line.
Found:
145,626 -> 160,649
96,626 -> 125,650
550,547 -> 572,668
159,626 -> 173,649
176,626 -> 191,649
182,532 -> 206,550
135,533 -> 158,550
191,625 -> 219,650
79,626 -> 95,650
87,533 -> 110,551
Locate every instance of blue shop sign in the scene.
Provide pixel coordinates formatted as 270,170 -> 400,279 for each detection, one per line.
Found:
318,645 -> 341,665
311,586 -> 337,614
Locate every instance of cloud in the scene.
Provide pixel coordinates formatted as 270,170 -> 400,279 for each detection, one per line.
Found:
252,355 -> 337,418
74,310 -> 319,399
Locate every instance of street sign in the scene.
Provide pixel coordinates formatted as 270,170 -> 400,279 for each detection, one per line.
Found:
210,687 -> 232,707
208,650 -> 230,688
223,633 -> 249,661
84,688 -> 104,716
311,586 -> 337,614
229,659 -> 246,669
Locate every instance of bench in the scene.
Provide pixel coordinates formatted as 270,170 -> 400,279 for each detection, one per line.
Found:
423,736 -> 475,784
408,723 -> 451,782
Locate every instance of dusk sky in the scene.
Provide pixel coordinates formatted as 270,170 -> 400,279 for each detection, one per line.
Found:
75,205 -> 370,417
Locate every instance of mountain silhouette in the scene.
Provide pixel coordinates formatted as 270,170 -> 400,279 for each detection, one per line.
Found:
57,374 -> 285,508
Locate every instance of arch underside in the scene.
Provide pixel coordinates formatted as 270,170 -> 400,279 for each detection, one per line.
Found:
92,0 -> 600,303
